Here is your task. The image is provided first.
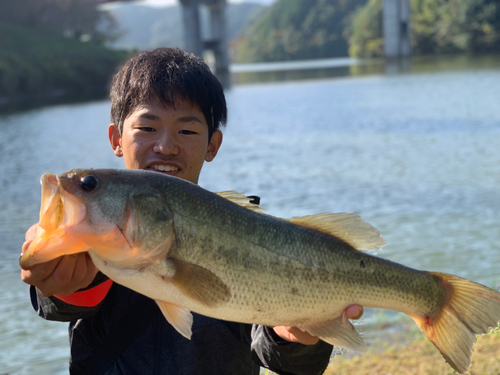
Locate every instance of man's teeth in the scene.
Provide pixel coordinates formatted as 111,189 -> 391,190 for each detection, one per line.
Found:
152,165 -> 179,172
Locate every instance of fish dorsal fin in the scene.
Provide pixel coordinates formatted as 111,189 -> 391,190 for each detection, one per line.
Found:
289,213 -> 386,250
216,191 -> 263,213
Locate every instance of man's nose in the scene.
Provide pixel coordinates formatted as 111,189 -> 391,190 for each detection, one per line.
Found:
153,132 -> 179,155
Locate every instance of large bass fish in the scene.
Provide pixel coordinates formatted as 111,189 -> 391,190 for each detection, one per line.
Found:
20,169 -> 500,374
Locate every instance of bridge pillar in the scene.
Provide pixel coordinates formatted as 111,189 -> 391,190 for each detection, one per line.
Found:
179,0 -> 203,57
179,0 -> 230,88
383,0 -> 412,59
204,0 -> 230,89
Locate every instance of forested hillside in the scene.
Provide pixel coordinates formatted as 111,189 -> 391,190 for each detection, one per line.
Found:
0,24 -> 128,100
234,0 -> 368,62
235,0 -> 500,62
349,0 -> 500,58
0,0 -> 125,103
0,0 -> 119,43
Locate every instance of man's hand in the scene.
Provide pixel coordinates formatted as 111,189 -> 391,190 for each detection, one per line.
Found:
20,224 -> 98,297
273,304 -> 364,345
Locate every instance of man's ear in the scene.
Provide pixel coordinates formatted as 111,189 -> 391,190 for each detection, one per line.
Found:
109,124 -> 123,157
205,130 -> 223,162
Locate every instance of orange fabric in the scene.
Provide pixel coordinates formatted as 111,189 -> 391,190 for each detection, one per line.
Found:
54,279 -> 113,307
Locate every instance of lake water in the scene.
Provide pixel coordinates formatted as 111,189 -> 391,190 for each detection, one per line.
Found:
1,55 -> 499,374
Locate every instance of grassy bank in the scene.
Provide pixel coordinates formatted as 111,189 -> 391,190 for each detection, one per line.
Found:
0,23 -> 129,102
326,330 -> 500,375
260,327 -> 500,375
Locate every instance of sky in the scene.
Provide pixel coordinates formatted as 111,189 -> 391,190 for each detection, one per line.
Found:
134,0 -> 275,7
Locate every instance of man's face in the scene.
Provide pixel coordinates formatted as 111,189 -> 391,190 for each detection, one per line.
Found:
109,98 -> 222,184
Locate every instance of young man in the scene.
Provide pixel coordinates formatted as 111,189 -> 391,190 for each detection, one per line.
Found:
21,48 -> 363,375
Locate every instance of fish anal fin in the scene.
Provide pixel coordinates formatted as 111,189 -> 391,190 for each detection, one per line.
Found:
290,213 -> 385,251
303,313 -> 367,352
168,259 -> 231,308
410,272 -> 500,375
216,191 -> 263,213
155,300 -> 193,339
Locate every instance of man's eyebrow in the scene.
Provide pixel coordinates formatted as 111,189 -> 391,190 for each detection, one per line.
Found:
177,115 -> 203,124
139,112 -> 161,121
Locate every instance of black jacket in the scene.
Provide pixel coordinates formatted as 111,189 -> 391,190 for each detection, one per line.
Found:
30,273 -> 333,375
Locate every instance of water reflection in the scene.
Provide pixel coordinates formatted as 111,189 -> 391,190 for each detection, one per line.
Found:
231,53 -> 500,85
0,89 -> 109,116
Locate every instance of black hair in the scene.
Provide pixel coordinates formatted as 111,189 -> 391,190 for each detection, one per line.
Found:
110,48 -> 227,140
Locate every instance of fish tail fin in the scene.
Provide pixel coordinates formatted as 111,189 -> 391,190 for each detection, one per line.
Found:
410,272 -> 500,375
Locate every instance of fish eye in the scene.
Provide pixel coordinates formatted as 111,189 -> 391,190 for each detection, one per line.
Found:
80,175 -> 98,191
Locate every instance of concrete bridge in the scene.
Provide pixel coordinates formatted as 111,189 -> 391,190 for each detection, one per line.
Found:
177,0 -> 411,87
97,0 -> 230,87
383,0 -> 412,59
109,0 -> 411,87
179,0 -> 230,88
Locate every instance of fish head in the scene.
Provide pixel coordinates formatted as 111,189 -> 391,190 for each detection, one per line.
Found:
20,169 -> 174,270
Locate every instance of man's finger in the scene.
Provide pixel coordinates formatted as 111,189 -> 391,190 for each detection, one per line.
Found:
74,253 -> 98,291
345,304 -> 363,320
21,257 -> 61,283
273,326 -> 319,345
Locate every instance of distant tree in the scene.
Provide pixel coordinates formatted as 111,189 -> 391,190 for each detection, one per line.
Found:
346,0 -> 383,58
348,0 -> 500,57
409,0 -> 444,54
418,0 -> 500,54
235,0 -> 368,63
0,0 -> 119,43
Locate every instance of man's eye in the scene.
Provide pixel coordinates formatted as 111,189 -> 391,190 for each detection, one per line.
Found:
138,127 -> 155,132
179,130 -> 197,135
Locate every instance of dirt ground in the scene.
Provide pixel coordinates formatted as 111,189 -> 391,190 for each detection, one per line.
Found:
325,329 -> 500,375
260,327 -> 500,375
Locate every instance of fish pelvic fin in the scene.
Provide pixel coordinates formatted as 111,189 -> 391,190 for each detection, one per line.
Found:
168,259 -> 231,308
410,272 -> 500,375
155,300 -> 193,339
303,311 -> 367,352
289,213 -> 386,250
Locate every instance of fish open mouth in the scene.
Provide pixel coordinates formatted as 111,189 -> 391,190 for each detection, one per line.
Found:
19,173 -> 89,269
38,173 -> 64,233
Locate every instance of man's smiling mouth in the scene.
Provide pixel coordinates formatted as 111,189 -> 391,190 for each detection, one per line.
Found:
150,165 -> 179,172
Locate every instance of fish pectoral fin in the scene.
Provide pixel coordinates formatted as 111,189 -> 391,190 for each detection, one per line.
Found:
169,259 -> 231,308
303,313 -> 367,352
289,213 -> 386,251
155,300 -> 193,340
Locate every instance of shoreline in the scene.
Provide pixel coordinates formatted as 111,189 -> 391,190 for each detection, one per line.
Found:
0,88 -> 109,115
